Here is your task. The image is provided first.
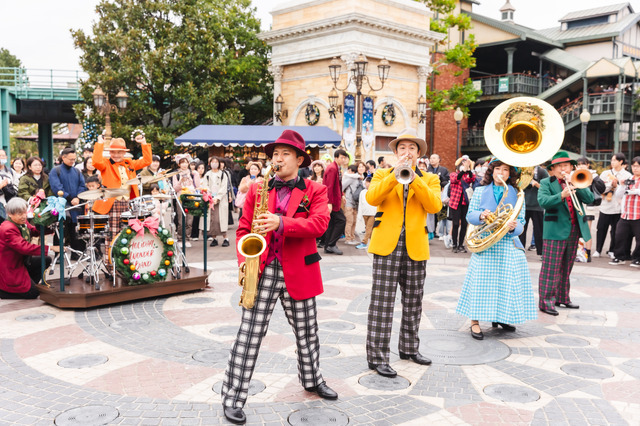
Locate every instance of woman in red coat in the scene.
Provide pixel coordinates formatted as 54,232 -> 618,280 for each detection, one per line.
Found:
0,198 -> 52,299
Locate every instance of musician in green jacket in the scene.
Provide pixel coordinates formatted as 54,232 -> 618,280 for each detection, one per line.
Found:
537,151 -> 594,316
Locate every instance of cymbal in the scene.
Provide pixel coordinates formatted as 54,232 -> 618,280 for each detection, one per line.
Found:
152,194 -> 172,199
77,189 -> 106,200
104,188 -> 130,198
147,170 -> 180,184
125,175 -> 156,185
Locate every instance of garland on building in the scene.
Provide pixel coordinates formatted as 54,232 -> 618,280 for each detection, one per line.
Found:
305,104 -> 320,126
382,104 -> 396,126
111,226 -> 175,285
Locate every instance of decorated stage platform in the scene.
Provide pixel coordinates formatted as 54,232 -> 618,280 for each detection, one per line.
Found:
37,268 -> 209,309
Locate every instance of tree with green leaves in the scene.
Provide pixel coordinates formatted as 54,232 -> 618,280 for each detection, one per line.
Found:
420,0 -> 480,114
0,48 -> 23,86
71,0 -> 272,153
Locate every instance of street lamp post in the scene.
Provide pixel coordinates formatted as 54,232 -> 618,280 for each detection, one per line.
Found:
328,54 -> 390,161
580,109 -> 591,157
454,107 -> 463,159
92,86 -> 128,147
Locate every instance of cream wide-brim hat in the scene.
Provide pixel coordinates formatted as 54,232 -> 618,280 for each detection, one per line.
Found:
483,96 -> 564,167
388,128 -> 427,155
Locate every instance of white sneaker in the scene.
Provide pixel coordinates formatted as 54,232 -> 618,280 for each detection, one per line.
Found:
185,242 -> 192,248
591,251 -> 600,258
192,237 -> 199,241
346,240 -> 359,245
608,251 -> 615,259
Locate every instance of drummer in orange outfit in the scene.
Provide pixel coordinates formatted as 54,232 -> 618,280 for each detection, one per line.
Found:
92,134 -> 152,243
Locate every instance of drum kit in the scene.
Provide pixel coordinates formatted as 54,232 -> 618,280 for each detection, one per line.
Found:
45,169 -> 192,289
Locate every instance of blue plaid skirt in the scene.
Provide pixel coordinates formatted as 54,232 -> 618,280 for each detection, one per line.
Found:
456,236 -> 537,324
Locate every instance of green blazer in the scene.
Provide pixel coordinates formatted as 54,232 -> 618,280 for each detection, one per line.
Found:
538,176 -> 594,242
18,174 -> 52,201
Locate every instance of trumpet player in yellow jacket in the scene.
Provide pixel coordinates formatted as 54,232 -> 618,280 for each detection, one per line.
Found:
365,129 -> 442,378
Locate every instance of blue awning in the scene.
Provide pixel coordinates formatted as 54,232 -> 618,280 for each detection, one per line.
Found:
174,125 -> 342,148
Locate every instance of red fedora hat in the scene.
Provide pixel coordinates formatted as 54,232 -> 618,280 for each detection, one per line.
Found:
264,130 -> 311,167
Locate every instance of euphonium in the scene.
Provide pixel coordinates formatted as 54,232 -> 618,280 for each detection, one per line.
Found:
237,165 -> 279,309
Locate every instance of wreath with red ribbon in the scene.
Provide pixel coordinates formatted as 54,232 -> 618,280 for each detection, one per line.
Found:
111,218 -> 175,285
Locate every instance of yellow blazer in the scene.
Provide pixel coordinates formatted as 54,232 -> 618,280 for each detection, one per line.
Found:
366,167 -> 442,261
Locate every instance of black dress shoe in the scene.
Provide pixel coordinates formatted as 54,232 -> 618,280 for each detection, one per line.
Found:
368,363 -> 397,378
221,239 -> 230,247
457,245 -> 467,253
555,302 -> 580,309
305,382 -> 338,400
324,245 -> 343,255
210,239 -> 218,247
452,245 -> 458,253
528,245 -> 536,251
540,307 -> 559,316
470,324 -> 484,340
399,352 -> 432,365
492,322 -> 516,332
223,407 -> 246,424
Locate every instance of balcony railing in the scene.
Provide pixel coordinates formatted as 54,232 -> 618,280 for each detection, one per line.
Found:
472,73 -> 552,96
0,67 -> 87,100
558,93 -> 637,125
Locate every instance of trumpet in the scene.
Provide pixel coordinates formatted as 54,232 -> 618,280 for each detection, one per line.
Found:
394,157 -> 415,184
564,169 -> 593,216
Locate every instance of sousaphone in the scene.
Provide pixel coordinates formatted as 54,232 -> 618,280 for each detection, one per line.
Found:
466,97 -> 564,253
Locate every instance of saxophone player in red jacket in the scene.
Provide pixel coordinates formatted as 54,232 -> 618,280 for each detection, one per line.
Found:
221,130 -> 336,425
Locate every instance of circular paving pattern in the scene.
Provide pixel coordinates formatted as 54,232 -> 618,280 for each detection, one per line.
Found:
16,313 -> 55,322
315,298 -> 337,307
569,313 -> 606,322
358,374 -> 411,391
320,345 -> 340,358
319,321 -> 356,331
561,363 -> 614,379
192,348 -> 230,364
57,354 -> 109,369
545,335 -> 590,347
418,330 -> 511,365
108,319 -> 150,329
288,407 -> 349,426
433,295 -> 459,303
484,384 -> 540,403
212,379 -> 265,396
210,325 -> 239,336
54,405 -> 119,426
182,297 -> 214,304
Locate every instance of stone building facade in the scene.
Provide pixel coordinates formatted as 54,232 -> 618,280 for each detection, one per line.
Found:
259,0 -> 444,161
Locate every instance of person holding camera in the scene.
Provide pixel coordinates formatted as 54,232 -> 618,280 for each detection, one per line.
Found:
448,156 -> 476,253
609,156 -> 640,267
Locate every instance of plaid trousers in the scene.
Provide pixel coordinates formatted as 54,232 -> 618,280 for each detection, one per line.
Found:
366,231 -> 427,365
538,222 -> 580,310
222,259 -> 323,408
107,200 -> 130,243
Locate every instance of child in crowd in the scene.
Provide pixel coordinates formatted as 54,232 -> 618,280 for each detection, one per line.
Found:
356,176 -> 376,250
84,175 -> 105,259
150,183 -> 171,229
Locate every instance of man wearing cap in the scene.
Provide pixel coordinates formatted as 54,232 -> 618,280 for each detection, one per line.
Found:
537,151 -> 594,316
92,134 -> 152,244
221,130 -> 336,425
365,129 -> 442,378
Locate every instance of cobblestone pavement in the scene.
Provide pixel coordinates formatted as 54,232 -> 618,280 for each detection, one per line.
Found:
0,235 -> 639,425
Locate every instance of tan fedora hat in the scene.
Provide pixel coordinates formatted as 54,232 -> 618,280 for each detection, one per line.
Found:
388,129 -> 427,155
104,138 -> 130,151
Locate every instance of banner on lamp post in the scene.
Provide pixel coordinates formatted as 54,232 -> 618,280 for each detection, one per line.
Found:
361,96 -> 375,153
342,93 -> 356,153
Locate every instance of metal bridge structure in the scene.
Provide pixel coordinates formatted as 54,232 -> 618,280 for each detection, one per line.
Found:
0,67 -> 86,167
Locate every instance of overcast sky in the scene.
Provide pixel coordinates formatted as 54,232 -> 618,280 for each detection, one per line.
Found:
1,0 -> 639,70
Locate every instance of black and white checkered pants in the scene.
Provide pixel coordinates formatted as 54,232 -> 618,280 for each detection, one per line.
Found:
221,258 -> 323,408
366,231 -> 427,365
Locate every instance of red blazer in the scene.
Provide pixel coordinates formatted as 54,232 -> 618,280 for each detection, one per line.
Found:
322,161 -> 342,211
236,178 -> 330,300
0,221 -> 49,294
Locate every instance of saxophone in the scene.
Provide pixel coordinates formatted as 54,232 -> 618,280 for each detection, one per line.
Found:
236,165 -> 279,309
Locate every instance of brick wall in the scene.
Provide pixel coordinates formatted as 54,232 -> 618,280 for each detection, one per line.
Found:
423,53 -> 469,171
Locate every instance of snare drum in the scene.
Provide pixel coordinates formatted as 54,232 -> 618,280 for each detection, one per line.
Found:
129,195 -> 156,213
120,211 -> 153,227
77,214 -> 109,234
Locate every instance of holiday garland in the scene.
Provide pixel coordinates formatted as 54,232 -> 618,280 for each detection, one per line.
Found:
30,196 -> 66,227
179,194 -> 209,217
382,104 -> 396,126
111,225 -> 175,285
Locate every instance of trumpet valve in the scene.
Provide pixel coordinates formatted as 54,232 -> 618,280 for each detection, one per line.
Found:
485,212 -> 497,223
